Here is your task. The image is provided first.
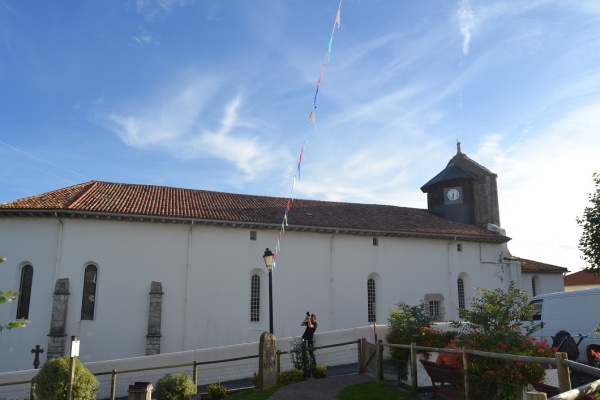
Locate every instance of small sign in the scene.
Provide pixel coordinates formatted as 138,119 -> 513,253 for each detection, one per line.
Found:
71,339 -> 80,357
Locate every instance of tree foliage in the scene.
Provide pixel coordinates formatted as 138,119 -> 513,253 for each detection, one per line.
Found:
0,256 -> 28,332
32,356 -> 99,400
452,280 -> 539,337
577,173 -> 600,275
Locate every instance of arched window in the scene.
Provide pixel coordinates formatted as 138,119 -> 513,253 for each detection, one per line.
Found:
457,278 -> 465,317
81,265 -> 97,320
16,265 -> 33,320
367,278 -> 376,322
532,277 -> 537,297
250,274 -> 260,322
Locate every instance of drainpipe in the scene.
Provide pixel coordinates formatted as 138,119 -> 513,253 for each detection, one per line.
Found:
330,230 -> 338,331
54,212 -> 64,285
446,237 -> 457,320
183,221 -> 194,350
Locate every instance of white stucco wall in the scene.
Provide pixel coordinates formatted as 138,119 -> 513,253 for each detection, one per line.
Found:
521,272 -> 565,297
0,216 -> 562,373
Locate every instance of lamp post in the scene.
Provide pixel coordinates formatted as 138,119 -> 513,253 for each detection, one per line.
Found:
262,248 -> 274,335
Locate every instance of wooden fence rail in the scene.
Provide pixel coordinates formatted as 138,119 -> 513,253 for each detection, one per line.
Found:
377,341 -> 600,400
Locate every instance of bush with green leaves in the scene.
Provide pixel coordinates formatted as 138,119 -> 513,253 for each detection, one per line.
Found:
386,300 -> 436,380
206,381 -> 227,399
289,337 -> 312,372
154,373 -> 197,400
32,355 -> 99,400
312,364 -> 327,378
277,368 -> 304,383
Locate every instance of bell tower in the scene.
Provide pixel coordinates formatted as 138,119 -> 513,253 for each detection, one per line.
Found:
420,142 -> 500,227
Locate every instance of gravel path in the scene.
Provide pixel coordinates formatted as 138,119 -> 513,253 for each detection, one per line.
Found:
267,373 -> 377,400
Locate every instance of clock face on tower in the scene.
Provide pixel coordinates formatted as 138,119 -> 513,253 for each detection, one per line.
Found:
447,188 -> 460,201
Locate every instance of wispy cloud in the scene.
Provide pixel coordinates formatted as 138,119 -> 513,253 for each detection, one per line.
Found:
458,0 -> 474,55
98,73 -> 290,182
130,26 -> 155,46
136,0 -> 191,22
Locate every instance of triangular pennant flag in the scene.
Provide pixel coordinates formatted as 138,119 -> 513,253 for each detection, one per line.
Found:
268,0 -> 342,269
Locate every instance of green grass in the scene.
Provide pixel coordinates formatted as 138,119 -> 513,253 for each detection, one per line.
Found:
227,381 -> 418,400
338,381 -> 418,399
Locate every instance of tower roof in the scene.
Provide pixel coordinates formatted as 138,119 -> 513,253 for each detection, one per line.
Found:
420,164 -> 476,193
447,142 -> 496,178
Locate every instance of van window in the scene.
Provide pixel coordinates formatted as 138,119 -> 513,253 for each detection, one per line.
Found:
530,299 -> 543,321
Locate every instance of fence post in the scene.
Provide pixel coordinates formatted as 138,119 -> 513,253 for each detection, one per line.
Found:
358,339 -> 366,374
111,369 -> 117,400
193,361 -> 198,386
410,342 -> 418,395
526,392 -> 547,400
462,347 -> 469,400
276,350 -> 282,374
377,340 -> 384,381
555,352 -> 571,393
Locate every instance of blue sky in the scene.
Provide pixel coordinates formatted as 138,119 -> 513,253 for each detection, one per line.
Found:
1,0 -> 599,272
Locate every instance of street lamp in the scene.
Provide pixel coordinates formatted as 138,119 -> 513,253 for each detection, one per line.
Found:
262,248 -> 274,335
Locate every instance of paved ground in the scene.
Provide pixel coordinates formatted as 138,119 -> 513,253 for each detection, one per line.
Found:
267,373 -> 377,400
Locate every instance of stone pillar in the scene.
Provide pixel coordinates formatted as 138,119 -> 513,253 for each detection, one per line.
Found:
146,281 -> 163,356
258,332 -> 277,390
128,382 -> 153,400
46,278 -> 70,361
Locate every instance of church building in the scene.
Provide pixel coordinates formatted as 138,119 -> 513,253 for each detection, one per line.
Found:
0,144 -> 567,372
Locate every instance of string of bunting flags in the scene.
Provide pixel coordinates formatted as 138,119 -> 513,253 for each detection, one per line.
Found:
272,0 -> 343,268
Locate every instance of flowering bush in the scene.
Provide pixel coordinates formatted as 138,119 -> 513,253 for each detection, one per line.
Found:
589,348 -> 600,400
453,281 -> 552,400
459,333 -> 553,399
591,349 -> 600,367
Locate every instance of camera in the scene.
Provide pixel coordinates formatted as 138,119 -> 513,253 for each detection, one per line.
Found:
306,311 -> 310,316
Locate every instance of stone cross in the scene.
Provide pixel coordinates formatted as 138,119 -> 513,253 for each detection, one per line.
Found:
31,345 -> 44,369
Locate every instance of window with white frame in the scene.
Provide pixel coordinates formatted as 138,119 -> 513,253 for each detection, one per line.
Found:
367,278 -> 376,322
429,300 -> 441,318
457,278 -> 465,317
16,264 -> 33,320
424,293 -> 445,321
81,264 -> 97,320
250,274 -> 260,322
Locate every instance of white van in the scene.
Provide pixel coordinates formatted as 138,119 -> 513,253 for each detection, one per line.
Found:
527,288 -> 600,365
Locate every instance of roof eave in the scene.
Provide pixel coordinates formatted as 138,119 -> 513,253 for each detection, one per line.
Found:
0,209 -> 510,243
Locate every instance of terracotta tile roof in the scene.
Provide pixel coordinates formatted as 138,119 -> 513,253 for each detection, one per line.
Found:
517,257 -> 569,273
0,180 -> 508,241
564,270 -> 600,286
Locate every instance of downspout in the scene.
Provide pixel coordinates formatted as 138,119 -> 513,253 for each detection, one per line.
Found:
54,212 -> 64,285
447,237 -> 456,320
330,230 -> 338,331
183,221 -> 194,350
